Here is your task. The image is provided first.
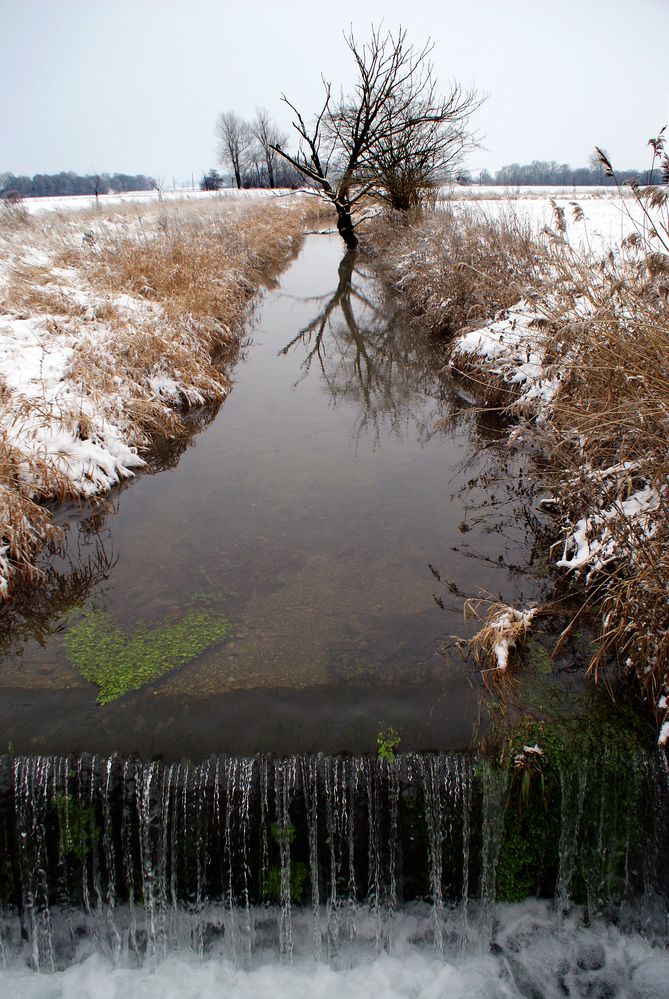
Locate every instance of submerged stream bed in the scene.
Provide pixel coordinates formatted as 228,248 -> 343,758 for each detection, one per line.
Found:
0,235 -> 666,994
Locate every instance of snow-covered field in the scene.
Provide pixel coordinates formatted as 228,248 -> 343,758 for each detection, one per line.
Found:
21,186 -> 294,216
444,186 -> 646,251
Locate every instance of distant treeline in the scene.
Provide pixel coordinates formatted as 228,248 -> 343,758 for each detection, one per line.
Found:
0,172 -> 156,198
475,160 -> 663,186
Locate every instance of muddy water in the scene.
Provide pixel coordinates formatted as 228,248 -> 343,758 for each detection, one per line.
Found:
0,236 -> 550,757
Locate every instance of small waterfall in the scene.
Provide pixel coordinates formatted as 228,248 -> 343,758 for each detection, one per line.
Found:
0,751 -> 666,972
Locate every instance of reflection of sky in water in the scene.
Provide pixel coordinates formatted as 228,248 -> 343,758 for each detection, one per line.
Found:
0,236 -> 551,754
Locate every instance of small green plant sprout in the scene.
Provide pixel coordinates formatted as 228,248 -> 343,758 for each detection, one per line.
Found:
261,861 -> 308,903
377,725 -> 401,763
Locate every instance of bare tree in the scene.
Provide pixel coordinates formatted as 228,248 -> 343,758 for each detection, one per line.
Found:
271,26 -> 482,248
216,111 -> 252,189
250,108 -> 287,189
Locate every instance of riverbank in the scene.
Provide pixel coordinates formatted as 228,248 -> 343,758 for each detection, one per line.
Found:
0,192 -> 312,598
365,185 -> 669,738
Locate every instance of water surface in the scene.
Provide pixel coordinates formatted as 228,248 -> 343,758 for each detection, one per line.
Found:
0,236 -> 549,756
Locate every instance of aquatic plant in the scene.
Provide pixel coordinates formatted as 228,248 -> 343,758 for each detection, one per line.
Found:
261,862 -> 308,903
492,701 -> 653,906
377,725 -> 401,763
63,606 -> 232,703
54,792 -> 99,862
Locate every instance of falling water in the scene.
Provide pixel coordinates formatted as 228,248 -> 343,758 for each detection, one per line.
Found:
0,750 -> 667,990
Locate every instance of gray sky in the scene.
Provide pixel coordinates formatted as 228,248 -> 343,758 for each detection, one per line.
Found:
2,0 -> 668,182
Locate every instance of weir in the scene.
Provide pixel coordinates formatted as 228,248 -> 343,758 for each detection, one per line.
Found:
1,750 -> 667,973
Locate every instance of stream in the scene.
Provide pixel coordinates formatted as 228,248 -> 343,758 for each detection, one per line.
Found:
0,235 -> 548,757
0,235 -> 666,995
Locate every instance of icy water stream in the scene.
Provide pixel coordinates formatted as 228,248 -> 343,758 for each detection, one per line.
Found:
0,235 -> 548,757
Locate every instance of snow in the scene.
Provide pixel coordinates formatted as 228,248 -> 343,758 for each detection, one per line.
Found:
555,485 -> 660,576
450,301 -> 559,411
486,605 -> 538,670
443,187 -> 644,251
22,187 -> 299,217
0,308 -> 146,499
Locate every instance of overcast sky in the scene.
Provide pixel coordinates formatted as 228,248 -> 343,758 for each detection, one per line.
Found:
2,0 -> 668,183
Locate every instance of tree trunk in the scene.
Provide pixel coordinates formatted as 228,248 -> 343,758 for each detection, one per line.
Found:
335,203 -> 358,249
266,154 -> 275,189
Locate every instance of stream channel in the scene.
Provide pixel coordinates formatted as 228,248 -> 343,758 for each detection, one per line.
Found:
0,235 -> 667,995
0,234 -> 548,758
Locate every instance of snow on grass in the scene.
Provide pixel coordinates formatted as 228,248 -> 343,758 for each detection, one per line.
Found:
0,193 -> 311,596
21,187 -> 300,217
486,605 -> 539,670
450,300 -> 559,411
555,485 -> 660,576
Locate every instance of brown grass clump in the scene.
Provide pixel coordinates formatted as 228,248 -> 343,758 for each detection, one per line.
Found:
365,204 -> 544,337
460,598 -> 540,675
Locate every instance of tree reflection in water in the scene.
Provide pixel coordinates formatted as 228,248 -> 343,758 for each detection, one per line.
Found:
280,249 -> 448,446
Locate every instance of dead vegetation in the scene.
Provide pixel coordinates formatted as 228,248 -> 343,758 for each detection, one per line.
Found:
365,204 -> 543,336
457,598 -> 540,677
0,193 -> 315,597
533,195 -> 669,723
367,137 -> 669,732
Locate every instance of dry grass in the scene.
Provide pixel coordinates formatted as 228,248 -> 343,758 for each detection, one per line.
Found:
0,193 -> 316,597
365,204 -> 545,337
458,598 -> 540,677
368,174 -> 669,729
533,213 -> 669,718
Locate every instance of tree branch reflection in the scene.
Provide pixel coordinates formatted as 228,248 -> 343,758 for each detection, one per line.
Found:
280,251 -> 446,445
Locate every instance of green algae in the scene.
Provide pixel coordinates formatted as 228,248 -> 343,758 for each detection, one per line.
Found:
63,606 -> 232,704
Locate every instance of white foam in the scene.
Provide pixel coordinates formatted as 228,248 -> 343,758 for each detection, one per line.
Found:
2,901 -> 668,999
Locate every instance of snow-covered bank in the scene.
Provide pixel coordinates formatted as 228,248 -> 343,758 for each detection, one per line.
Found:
20,186 -> 298,216
367,185 -> 669,734
0,193 -> 310,596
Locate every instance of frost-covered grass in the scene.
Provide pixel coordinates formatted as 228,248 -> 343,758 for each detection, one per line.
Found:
367,180 -> 669,736
0,193 -> 312,597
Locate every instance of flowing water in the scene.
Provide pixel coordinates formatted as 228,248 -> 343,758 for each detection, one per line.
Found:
0,236 -> 667,995
0,751 -> 667,996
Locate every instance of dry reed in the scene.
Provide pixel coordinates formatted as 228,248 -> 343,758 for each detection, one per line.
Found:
367,150 -> 669,729
365,204 -> 544,336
